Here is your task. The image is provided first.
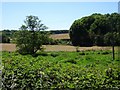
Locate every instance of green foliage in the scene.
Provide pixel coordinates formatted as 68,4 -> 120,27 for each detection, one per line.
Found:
45,39 -> 70,45
50,53 -> 59,57
64,59 -> 77,64
104,32 -> 120,46
0,30 -> 20,43
2,50 -> 120,89
101,51 -> 111,55
0,31 -> 10,43
69,13 -> 120,46
69,18 -> 92,46
0,34 -> 10,43
50,30 -> 69,34
15,15 -> 49,54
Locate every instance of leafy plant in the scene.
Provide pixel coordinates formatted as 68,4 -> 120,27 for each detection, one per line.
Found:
2,50 -> 120,89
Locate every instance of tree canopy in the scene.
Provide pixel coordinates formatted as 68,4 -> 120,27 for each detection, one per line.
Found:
69,13 -> 120,46
15,15 -> 49,54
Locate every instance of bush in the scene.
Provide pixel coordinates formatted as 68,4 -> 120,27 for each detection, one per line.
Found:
64,59 -> 77,64
50,53 -> 59,57
101,51 -> 111,55
0,34 -> 10,43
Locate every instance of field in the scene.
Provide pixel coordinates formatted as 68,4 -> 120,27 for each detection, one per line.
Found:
1,50 -> 120,89
50,33 -> 70,40
1,42 -> 120,89
0,43 -> 115,52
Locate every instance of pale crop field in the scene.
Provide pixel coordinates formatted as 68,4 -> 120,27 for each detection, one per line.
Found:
50,33 -> 70,40
1,33 -> 118,52
0,43 -> 114,52
0,43 -> 16,52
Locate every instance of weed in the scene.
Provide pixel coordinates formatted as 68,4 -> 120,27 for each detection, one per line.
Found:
2,50 -> 120,89
51,53 -> 59,57
64,59 -> 77,64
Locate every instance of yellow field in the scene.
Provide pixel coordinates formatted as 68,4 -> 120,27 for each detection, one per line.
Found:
0,43 -> 16,52
50,33 -> 70,40
0,43 -> 114,52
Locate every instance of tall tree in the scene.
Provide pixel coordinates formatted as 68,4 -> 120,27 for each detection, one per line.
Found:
69,13 -> 120,46
15,15 -> 48,54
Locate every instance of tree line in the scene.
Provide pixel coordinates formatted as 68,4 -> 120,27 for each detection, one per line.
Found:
0,29 -> 69,43
69,13 -> 120,46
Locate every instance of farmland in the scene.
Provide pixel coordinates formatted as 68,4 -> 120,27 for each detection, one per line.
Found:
0,43 -> 115,52
50,33 -> 70,40
1,2 -> 120,89
1,33 -> 120,89
2,50 -> 120,89
1,32 -> 120,89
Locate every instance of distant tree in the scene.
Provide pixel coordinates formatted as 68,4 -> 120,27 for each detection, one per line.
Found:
15,15 -> 48,54
0,32 -> 10,43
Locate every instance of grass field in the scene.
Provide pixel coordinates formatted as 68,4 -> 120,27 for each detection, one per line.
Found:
1,50 -> 120,89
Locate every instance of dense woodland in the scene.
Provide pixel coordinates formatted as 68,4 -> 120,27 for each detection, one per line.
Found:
0,30 -> 69,43
70,13 -> 120,46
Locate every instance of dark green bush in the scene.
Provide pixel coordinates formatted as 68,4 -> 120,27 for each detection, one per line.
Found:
50,53 -> 59,57
101,51 -> 111,55
64,59 -> 77,64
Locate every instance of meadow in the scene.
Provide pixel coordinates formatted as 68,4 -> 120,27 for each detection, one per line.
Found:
1,50 -> 120,89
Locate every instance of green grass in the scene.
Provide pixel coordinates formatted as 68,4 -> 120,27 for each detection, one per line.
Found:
1,50 -> 120,89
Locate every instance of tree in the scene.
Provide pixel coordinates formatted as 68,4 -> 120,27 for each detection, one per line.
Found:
0,33 -> 10,43
104,32 -> 120,46
69,16 -> 94,46
69,13 -> 120,46
15,15 -> 48,54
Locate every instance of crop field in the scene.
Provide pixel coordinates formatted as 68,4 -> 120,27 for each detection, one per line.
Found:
0,43 -> 115,52
50,33 -> 70,40
1,50 -> 120,89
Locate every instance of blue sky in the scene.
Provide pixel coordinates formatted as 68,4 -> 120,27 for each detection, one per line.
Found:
1,2 -> 118,30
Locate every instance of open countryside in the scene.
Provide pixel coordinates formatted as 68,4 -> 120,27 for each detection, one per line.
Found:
1,30 -> 120,89
0,33 -> 118,52
1,43 -> 114,51
0,32 -> 113,52
1,2 -> 120,90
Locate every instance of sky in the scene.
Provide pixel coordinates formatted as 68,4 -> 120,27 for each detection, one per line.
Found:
1,2 -> 119,30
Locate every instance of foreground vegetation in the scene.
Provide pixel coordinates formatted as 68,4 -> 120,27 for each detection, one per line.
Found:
2,50 -> 120,89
